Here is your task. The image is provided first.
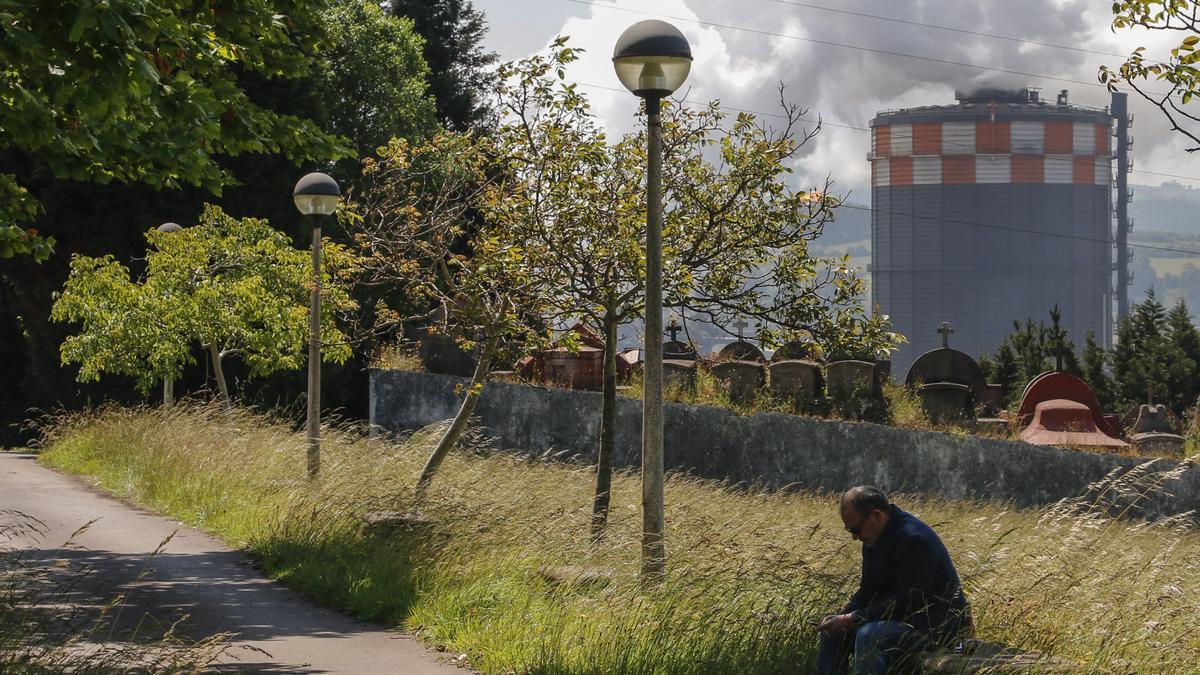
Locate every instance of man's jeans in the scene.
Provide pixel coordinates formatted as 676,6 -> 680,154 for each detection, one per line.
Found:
815,620 -> 926,675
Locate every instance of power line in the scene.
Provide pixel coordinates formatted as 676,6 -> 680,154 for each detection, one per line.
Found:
765,0 -> 1138,62
574,81 -> 1200,184
563,0 -> 1175,96
569,82 -> 1200,257
838,203 -> 1200,257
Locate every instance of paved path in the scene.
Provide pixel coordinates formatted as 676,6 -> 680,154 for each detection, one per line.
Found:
0,453 -> 465,674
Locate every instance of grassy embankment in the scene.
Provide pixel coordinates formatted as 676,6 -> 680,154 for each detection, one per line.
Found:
37,405 -> 1200,673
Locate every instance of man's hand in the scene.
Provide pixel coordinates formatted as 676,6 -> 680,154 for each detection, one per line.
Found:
817,613 -> 857,635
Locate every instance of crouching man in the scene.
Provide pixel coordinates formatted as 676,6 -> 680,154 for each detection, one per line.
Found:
816,486 -> 971,675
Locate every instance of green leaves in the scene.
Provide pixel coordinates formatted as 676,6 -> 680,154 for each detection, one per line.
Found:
1,0 -> 353,259
1104,1 -> 1200,149
51,205 -> 356,394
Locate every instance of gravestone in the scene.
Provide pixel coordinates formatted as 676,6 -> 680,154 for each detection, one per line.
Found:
1017,371 -> 1121,440
1129,404 -> 1186,456
770,340 -> 817,362
904,322 -> 988,421
716,316 -> 766,362
663,316 -> 698,361
663,359 -> 698,394
768,360 -> 822,412
716,340 -> 766,363
826,360 -> 876,401
1020,399 -> 1129,449
920,382 -> 972,423
711,360 -> 765,404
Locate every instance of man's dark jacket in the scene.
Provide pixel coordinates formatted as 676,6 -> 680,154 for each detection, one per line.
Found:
843,505 -> 971,641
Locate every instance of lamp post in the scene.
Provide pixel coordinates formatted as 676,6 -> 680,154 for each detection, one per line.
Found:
293,172 -> 341,479
613,20 -> 692,582
156,222 -> 184,409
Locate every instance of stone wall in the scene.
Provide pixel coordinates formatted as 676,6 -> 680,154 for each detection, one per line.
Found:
370,369 -> 1200,515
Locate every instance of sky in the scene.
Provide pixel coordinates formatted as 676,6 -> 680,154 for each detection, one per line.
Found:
471,0 -> 1200,203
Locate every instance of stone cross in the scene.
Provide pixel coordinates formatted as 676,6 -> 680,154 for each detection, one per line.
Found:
665,316 -> 683,342
729,312 -> 748,338
735,316 -> 749,340
937,321 -> 954,349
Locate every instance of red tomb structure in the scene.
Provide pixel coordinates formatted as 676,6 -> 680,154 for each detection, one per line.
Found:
515,323 -> 636,391
1016,371 -> 1127,448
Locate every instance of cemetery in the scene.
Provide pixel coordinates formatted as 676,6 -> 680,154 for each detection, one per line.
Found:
6,1 -> 1200,672
402,316 -> 1198,461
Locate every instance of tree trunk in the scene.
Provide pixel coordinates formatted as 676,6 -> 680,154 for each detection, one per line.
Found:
591,312 -> 618,542
414,336 -> 496,501
207,343 -> 231,408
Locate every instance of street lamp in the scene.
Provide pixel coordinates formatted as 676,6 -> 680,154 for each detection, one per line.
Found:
156,222 -> 184,409
293,172 -> 341,479
613,20 -> 691,582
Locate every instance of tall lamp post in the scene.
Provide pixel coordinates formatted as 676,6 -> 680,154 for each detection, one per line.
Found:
613,20 -> 692,582
293,172 -> 341,479
156,222 -> 184,409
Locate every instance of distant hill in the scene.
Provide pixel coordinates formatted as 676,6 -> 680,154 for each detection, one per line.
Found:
1129,181 -> 1200,235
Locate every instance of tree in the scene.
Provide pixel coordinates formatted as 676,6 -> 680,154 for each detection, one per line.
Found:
349,132 -> 554,498
1165,299 -> 1200,415
482,43 -> 901,539
315,0 -> 438,171
1101,1 -> 1200,151
1082,329 -> 1114,412
1112,289 -> 1170,410
388,0 -> 498,130
0,0 -> 438,446
51,205 -> 355,405
0,0 -> 351,258
988,342 -> 1021,408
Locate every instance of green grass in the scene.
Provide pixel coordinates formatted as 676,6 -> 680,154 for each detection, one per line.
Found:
36,404 -> 1200,673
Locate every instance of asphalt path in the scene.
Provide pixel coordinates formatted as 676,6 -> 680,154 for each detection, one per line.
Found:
0,452 -> 466,674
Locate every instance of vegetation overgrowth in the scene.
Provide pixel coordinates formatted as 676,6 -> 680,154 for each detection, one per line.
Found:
36,405 -> 1200,673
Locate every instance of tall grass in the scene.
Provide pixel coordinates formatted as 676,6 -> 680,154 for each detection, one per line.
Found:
36,404 -> 1200,673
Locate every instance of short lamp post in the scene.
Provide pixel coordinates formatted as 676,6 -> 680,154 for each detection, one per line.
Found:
156,222 -> 184,409
613,20 -> 692,582
293,172 -> 341,479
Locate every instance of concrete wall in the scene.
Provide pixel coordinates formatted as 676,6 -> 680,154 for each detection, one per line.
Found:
370,370 -> 1200,515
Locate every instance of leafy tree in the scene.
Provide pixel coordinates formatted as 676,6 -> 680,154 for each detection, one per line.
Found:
1101,1 -> 1200,151
349,132 -> 554,497
388,0 -> 497,130
481,43 -> 901,539
0,0 -> 351,258
316,0 -> 438,169
51,206 -> 355,405
0,0 -> 437,445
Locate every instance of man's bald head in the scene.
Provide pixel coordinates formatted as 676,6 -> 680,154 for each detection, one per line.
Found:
841,485 -> 890,518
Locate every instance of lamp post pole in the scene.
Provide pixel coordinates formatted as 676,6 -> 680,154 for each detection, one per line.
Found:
293,172 -> 341,480
642,93 -> 665,579
613,19 -> 691,583
307,217 -> 323,478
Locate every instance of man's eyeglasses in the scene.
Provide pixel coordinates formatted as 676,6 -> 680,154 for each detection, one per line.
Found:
844,511 -> 875,536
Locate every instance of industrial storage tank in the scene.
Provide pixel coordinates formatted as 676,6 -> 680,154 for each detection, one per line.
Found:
870,88 -> 1113,376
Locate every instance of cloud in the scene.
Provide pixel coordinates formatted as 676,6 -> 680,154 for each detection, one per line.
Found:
475,0 -> 1200,202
